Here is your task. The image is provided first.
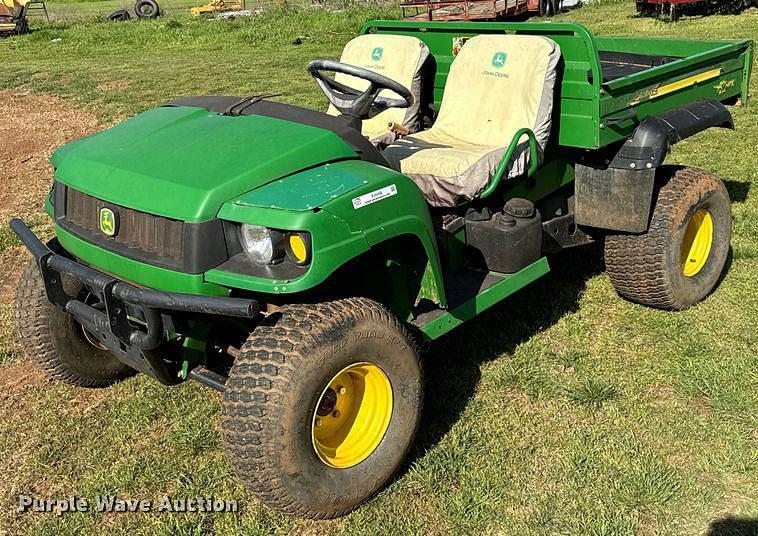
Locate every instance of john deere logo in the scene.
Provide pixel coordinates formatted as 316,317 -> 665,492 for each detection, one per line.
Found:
491,52 -> 507,68
371,47 -> 383,61
99,207 -> 118,237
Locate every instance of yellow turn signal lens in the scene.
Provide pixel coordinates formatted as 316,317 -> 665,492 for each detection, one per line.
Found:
287,233 -> 310,265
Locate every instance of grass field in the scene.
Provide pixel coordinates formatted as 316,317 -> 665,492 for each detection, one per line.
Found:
1,1 -> 757,534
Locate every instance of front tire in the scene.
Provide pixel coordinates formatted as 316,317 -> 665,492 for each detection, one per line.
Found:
14,258 -> 134,386
604,166 -> 732,310
221,298 -> 422,518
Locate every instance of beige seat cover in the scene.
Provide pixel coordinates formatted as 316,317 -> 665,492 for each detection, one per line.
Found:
383,34 -> 561,207
326,34 -> 430,142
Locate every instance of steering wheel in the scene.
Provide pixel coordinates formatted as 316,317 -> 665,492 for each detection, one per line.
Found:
307,59 -> 414,120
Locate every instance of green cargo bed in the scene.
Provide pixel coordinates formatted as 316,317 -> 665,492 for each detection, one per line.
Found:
361,20 -> 753,149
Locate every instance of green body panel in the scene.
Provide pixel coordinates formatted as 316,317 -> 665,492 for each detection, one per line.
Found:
417,257 -> 551,340
56,226 -> 229,296
207,203 -> 369,294
595,36 -> 753,145
502,156 -> 574,203
234,161 -> 369,211
45,191 -> 54,219
211,160 -> 446,304
50,106 -> 356,222
361,20 -> 752,149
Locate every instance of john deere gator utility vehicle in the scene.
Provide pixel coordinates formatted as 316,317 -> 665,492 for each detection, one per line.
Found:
12,21 -> 753,517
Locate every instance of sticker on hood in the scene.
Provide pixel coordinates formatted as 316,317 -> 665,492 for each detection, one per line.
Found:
352,184 -> 397,209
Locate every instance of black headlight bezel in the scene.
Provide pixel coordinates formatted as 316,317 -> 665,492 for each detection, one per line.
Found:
222,222 -> 312,276
284,231 -> 312,266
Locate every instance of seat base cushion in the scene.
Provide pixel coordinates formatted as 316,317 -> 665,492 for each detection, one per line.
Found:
382,34 -> 560,207
383,129 -> 531,207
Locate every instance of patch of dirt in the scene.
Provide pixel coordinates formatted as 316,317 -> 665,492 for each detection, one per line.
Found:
0,247 -> 29,304
0,361 -> 47,402
0,90 -> 100,302
0,360 -> 46,389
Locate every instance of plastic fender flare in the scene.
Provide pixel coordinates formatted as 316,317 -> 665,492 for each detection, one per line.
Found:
610,99 -> 734,170
322,173 -> 447,308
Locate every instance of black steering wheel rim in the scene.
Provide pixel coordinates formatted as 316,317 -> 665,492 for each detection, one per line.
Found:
307,59 -> 414,119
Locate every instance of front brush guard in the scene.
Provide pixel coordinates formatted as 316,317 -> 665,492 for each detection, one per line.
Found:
11,218 -> 260,385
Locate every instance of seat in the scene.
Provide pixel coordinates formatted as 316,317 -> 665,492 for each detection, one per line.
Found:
326,34 -> 430,144
382,34 -> 561,207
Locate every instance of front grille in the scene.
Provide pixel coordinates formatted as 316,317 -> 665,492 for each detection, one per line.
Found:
63,185 -> 184,264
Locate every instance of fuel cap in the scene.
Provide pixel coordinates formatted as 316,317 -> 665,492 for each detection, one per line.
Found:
504,198 -> 535,218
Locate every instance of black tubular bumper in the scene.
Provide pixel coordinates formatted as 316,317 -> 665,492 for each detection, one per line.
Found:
11,219 -> 259,385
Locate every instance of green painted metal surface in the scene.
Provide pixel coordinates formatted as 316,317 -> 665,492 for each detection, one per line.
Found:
502,155 -> 574,203
56,226 -> 229,296
44,191 -> 54,219
50,106 -> 357,222
206,204 -> 370,294
480,127 -> 540,199
234,161 -> 371,211
418,257 -> 551,340
210,160 -> 446,304
595,36 -> 753,146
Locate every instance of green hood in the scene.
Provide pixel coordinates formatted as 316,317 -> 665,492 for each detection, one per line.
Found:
51,106 -> 357,222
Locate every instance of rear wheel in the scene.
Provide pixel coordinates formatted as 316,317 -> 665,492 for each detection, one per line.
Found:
604,166 -> 732,310
14,258 -> 134,386
221,298 -> 422,518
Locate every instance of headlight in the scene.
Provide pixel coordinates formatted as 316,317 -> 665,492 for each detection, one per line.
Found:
239,224 -> 282,265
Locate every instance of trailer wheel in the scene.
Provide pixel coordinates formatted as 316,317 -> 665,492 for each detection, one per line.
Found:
221,298 -> 422,518
14,258 -> 134,386
604,166 -> 732,310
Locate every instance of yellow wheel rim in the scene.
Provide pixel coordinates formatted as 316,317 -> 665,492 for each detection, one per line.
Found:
681,208 -> 714,277
311,362 -> 393,469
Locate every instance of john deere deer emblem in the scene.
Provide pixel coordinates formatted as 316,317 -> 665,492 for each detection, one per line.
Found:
99,207 -> 118,237
491,52 -> 507,68
371,47 -> 383,61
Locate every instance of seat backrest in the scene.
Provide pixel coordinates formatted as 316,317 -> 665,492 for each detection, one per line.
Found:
327,34 -> 430,140
431,34 -> 560,150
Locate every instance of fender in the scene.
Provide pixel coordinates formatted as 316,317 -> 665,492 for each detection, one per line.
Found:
610,99 -> 734,170
576,100 -> 734,233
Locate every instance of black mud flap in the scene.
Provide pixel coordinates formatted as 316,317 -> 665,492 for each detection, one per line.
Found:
574,165 -> 655,233
575,99 -> 733,233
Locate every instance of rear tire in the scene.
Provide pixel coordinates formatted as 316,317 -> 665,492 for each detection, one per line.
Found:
604,166 -> 732,310
14,258 -> 134,387
221,298 -> 422,518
